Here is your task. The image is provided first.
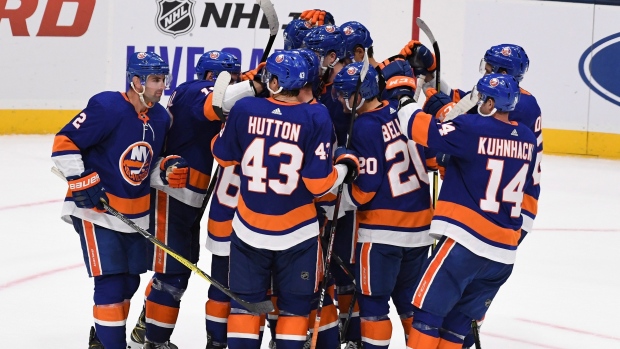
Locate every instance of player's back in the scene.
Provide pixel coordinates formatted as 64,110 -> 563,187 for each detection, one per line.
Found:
431,114 -> 536,263
158,80 -> 221,205
213,96 -> 336,250
349,101 -> 434,247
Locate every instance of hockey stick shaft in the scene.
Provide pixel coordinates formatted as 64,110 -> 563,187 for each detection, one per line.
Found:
257,0 -> 279,63
472,319 -> 482,349
51,167 -> 273,314
310,52 -> 369,349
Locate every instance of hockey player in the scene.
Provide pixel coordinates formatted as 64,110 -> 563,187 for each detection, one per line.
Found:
283,19 -> 313,51
51,52 -> 188,349
341,21 -> 378,68
123,51 -> 244,349
331,62 -> 435,349
211,51 -> 359,349
397,74 -> 537,349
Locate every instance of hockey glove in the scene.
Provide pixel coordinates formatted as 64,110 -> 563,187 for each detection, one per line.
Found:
423,89 -> 456,122
241,62 -> 266,82
160,155 -> 189,188
67,169 -> 108,211
399,40 -> 436,77
300,9 -> 335,26
385,76 -> 417,100
334,147 -> 360,184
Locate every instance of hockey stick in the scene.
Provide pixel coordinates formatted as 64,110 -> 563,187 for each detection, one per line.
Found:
442,86 -> 478,122
472,319 -> 482,349
310,51 -> 370,349
416,17 -> 441,209
51,166 -> 274,314
257,0 -> 279,63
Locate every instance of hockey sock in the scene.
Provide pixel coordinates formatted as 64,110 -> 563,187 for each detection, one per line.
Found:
93,274 -> 129,349
275,314 -> 310,349
205,299 -> 231,346
361,316 -> 392,349
338,292 -> 361,342
144,273 -> 189,343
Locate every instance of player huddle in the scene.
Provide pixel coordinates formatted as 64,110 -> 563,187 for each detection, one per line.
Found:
51,7 -> 542,349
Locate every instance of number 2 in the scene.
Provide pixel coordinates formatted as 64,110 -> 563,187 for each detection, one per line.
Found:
72,112 -> 87,129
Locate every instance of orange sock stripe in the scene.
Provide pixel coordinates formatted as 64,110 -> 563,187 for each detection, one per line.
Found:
205,300 -> 231,322
361,318 -> 392,342
401,317 -> 413,337
144,278 -> 154,298
123,300 -> 131,318
145,300 -> 180,326
228,314 -> 261,338
337,294 -> 360,315
438,338 -> 463,349
407,327 -> 440,349
93,303 -> 126,326
276,315 -> 309,337
308,304 -> 338,331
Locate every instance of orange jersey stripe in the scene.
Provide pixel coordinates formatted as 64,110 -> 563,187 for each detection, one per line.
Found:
83,220 -> 101,276
237,195 -> 317,232
52,134 -> 80,152
357,208 -> 433,229
351,184 -> 376,206
189,169 -> 210,190
435,201 -> 520,246
413,238 -> 456,308
93,303 -> 125,322
302,168 -> 338,196
522,193 -> 538,216
208,219 -> 233,238
146,301 -> 179,325
203,93 -> 221,122
411,111 -> 432,147
154,191 -> 168,273
67,192 -> 150,216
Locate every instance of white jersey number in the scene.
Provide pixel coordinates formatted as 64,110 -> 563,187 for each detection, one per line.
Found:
216,165 -> 241,208
480,159 -> 528,217
242,138 -> 303,195
385,140 -> 429,197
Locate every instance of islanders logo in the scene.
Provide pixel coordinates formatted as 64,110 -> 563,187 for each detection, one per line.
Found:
209,51 -> 220,59
343,26 -> 354,36
275,54 -> 285,63
489,77 -> 500,87
347,66 -> 358,75
119,142 -> 154,186
579,32 -> 620,107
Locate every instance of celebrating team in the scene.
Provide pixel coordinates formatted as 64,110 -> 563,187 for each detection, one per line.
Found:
51,7 -> 541,349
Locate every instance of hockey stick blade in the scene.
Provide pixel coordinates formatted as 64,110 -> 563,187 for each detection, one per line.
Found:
257,0 -> 279,62
360,49 -> 370,82
443,86 -> 478,122
416,18 -> 436,45
211,71 -> 230,122
50,166 -> 274,314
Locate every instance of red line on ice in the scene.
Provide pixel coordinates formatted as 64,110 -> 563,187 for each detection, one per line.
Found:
0,199 -> 62,210
484,332 -> 565,348
516,318 -> 620,341
0,264 -> 82,291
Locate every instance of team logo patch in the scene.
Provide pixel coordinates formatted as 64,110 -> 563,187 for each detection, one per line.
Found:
485,299 -> 493,308
501,46 -> 512,56
489,77 -> 499,87
343,26 -> 354,36
347,66 -> 358,75
155,0 -> 195,38
579,32 -> 620,107
136,52 -> 147,60
119,141 -> 154,186
275,54 -> 285,63
325,25 -> 335,33
209,51 -> 220,59
303,21 -> 312,29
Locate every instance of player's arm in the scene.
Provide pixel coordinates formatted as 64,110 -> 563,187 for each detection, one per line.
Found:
397,93 -> 473,158
51,97 -> 118,178
211,103 -> 243,168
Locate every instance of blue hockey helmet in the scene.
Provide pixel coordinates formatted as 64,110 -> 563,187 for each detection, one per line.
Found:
126,51 -> 171,87
480,44 -> 529,82
283,19 -> 313,50
476,73 -> 520,112
302,25 -> 346,61
262,51 -> 309,92
292,48 -> 321,88
340,21 -> 373,60
195,50 -> 241,80
333,61 -> 380,103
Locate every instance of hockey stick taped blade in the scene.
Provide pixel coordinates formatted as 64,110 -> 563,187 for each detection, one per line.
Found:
360,49 -> 370,82
256,0 -> 279,36
240,299 -> 275,314
416,17 -> 436,44
211,71 -> 230,121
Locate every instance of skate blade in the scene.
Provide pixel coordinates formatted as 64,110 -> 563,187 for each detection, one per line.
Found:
127,339 -> 143,349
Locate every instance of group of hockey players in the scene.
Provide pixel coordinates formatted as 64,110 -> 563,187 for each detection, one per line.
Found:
51,7 -> 542,349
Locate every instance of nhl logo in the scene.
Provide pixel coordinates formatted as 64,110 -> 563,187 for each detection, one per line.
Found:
209,51 -> 220,59
343,26 -> 354,36
155,0 -> 195,38
300,271 -> 310,280
275,54 -> 285,63
347,66 -> 358,75
501,46 -> 512,56
325,25 -> 336,33
485,299 -> 492,308
489,77 -> 499,87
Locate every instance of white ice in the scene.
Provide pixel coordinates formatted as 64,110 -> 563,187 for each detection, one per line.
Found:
1,135 -> 619,349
